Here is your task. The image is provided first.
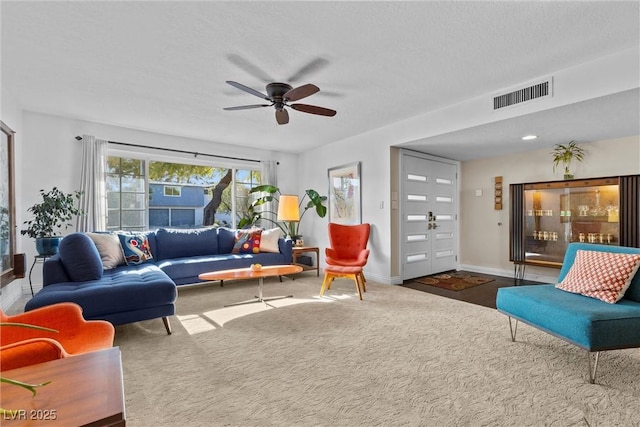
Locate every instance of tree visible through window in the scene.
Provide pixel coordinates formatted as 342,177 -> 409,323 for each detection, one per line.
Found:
106,156 -> 260,230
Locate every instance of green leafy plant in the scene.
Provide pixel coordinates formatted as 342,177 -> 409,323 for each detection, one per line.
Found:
0,322 -> 56,415
551,140 -> 585,179
238,185 -> 327,237
20,187 -> 84,238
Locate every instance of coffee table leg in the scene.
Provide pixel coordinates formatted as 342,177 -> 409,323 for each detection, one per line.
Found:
224,277 -> 293,307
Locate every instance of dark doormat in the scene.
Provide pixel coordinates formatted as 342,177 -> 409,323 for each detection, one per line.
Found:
410,271 -> 494,291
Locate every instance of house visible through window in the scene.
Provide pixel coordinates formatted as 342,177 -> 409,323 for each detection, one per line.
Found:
164,185 -> 181,197
106,156 -> 260,230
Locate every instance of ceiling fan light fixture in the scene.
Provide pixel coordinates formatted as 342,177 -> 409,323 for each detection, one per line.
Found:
224,80 -> 336,125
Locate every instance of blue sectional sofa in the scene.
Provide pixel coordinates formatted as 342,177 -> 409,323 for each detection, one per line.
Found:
496,243 -> 640,383
25,228 -> 293,334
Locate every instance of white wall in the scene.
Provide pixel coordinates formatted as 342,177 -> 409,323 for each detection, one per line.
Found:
459,135 -> 640,283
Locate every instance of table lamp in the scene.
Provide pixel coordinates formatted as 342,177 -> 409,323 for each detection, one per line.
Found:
277,195 -> 300,241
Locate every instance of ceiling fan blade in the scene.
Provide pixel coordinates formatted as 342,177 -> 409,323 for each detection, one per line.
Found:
283,84 -> 319,102
275,109 -> 289,125
225,81 -> 270,100
290,104 -> 337,117
223,104 -> 271,111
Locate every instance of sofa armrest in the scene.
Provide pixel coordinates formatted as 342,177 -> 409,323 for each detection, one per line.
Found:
278,238 -> 293,264
43,254 -> 71,286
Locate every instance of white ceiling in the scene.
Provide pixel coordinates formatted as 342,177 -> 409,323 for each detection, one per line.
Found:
2,1 -> 639,160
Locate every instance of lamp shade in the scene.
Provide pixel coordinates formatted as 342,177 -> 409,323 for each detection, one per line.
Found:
277,195 -> 300,222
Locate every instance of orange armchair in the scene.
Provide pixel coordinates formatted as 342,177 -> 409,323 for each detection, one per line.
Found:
325,223 -> 371,268
1,302 -> 115,371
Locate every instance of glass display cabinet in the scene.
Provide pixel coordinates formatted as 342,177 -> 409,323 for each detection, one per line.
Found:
510,176 -> 639,269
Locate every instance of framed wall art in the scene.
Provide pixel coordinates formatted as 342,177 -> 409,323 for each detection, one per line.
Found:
328,161 -> 361,225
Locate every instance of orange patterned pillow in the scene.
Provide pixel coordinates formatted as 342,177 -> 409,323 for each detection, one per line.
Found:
556,250 -> 640,303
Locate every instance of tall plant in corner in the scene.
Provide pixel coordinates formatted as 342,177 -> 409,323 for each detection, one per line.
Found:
238,185 -> 327,238
551,140 -> 585,180
21,187 -> 84,256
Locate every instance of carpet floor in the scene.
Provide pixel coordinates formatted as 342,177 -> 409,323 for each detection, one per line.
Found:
113,274 -> 640,426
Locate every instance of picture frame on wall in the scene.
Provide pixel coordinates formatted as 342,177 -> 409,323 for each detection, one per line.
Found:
328,161 -> 361,225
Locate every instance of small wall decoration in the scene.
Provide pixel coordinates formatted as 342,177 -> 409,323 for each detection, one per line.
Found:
328,162 -> 361,225
494,176 -> 503,210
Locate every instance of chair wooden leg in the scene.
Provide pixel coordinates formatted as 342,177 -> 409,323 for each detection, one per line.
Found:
359,272 -> 366,292
320,273 -> 333,296
350,274 -> 363,300
163,317 -> 172,335
328,277 -> 334,290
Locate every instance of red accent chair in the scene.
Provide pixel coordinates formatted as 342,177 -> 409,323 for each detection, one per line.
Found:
323,223 -> 371,296
1,302 -> 115,371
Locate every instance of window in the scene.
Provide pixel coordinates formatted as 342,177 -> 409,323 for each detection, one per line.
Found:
164,185 -> 181,197
107,156 -> 260,230
106,157 -> 146,231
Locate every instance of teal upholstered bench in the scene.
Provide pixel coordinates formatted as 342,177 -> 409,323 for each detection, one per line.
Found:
496,243 -> 640,383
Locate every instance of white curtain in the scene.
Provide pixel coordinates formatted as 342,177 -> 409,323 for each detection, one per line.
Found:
259,160 -> 278,227
76,134 -> 108,232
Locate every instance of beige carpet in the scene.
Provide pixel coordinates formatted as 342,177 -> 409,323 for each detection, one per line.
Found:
113,274 -> 640,427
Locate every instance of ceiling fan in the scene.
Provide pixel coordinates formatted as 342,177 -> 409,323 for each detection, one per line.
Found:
223,81 -> 337,125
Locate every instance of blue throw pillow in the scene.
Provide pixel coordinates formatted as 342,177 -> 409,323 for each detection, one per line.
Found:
117,232 -> 154,265
58,233 -> 104,282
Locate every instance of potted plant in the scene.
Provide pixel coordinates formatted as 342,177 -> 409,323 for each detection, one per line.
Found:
20,187 -> 84,256
238,185 -> 327,242
551,140 -> 585,180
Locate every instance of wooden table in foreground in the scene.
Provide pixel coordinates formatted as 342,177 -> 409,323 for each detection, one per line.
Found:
0,347 -> 125,426
199,264 -> 303,306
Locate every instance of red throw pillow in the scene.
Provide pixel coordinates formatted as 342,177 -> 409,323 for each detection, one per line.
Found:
556,250 -> 640,303
232,229 -> 262,254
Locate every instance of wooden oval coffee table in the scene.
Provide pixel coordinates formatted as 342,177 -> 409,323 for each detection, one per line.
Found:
198,264 -> 303,306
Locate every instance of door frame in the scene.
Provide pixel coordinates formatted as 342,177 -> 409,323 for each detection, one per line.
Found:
397,148 -> 461,281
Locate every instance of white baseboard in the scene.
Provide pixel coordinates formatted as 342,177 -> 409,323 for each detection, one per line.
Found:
459,264 -> 558,284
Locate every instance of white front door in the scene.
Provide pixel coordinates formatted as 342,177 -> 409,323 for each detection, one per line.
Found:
400,151 -> 458,281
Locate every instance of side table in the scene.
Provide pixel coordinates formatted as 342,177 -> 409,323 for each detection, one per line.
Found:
292,246 -> 320,277
28,254 -> 49,296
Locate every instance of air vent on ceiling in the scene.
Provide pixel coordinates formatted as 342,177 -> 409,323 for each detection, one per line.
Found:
493,78 -> 553,110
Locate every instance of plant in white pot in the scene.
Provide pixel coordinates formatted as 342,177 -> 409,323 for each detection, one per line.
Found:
551,140 -> 585,180
20,187 -> 84,256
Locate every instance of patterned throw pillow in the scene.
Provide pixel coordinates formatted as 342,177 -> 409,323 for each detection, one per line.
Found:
117,232 -> 154,265
556,250 -> 640,303
232,229 -> 262,254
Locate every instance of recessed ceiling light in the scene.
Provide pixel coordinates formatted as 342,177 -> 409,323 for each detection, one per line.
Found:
522,135 -> 537,140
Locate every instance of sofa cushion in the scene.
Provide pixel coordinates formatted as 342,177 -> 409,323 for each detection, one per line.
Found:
25,263 -> 177,323
154,227 -> 218,260
58,233 -> 103,281
232,229 -> 262,254
260,228 -> 282,253
87,232 -> 124,269
556,250 -> 640,303
117,232 -> 154,265
217,228 -> 236,254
